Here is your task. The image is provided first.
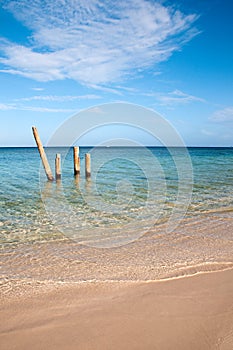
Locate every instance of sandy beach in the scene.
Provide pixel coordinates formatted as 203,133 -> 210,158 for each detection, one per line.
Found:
1,212 -> 233,349
1,268 -> 233,350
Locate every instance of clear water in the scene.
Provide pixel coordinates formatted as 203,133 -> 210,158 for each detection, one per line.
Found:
1,147 -> 233,286
0,147 -> 233,247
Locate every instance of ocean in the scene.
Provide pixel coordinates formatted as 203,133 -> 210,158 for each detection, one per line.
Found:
1,146 -> 233,284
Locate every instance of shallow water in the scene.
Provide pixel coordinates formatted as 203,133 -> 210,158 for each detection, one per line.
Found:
0,147 -> 233,283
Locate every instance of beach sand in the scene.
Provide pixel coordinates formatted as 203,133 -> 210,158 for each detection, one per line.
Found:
1,268 -> 233,350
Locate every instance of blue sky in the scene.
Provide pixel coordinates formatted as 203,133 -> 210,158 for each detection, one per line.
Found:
0,0 -> 232,146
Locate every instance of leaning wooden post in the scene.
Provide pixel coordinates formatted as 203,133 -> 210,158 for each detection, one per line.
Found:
73,146 -> 80,175
85,153 -> 91,178
55,153 -> 61,180
32,126 -> 54,181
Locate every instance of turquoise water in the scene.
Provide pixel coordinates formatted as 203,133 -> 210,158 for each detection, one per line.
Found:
0,147 -> 233,247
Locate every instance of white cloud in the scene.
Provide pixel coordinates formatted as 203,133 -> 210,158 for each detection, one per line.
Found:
21,106 -> 75,113
88,106 -> 105,114
115,85 -> 139,93
85,84 -> 122,95
0,103 -> 15,111
0,102 -> 74,113
210,107 -> 233,122
17,94 -> 101,102
201,129 -> 215,136
155,89 -> 205,105
1,0 -> 199,86
31,87 -> 44,91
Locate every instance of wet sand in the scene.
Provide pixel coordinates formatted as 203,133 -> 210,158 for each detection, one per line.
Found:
1,213 -> 233,349
1,268 -> 233,350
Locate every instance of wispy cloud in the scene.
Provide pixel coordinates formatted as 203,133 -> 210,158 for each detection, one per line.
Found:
17,94 -> 101,102
1,0 -> 199,86
210,107 -> 233,122
86,84 -> 122,95
115,85 -> 139,93
0,103 -> 15,111
152,89 -> 205,105
0,102 -> 75,113
201,129 -> 215,136
31,87 -> 44,91
88,106 -> 105,114
21,106 -> 75,113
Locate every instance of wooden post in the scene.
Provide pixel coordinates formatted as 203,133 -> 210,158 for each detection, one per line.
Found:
74,173 -> 80,188
73,146 -> 80,176
32,126 -> 54,181
85,153 -> 91,178
55,153 -> 61,180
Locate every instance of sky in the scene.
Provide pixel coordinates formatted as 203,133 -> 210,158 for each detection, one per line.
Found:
0,0 -> 232,147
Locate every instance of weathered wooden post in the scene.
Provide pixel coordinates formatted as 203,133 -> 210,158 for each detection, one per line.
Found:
85,153 -> 91,178
74,173 -> 80,187
55,153 -> 61,180
73,146 -> 80,176
32,126 -> 54,181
